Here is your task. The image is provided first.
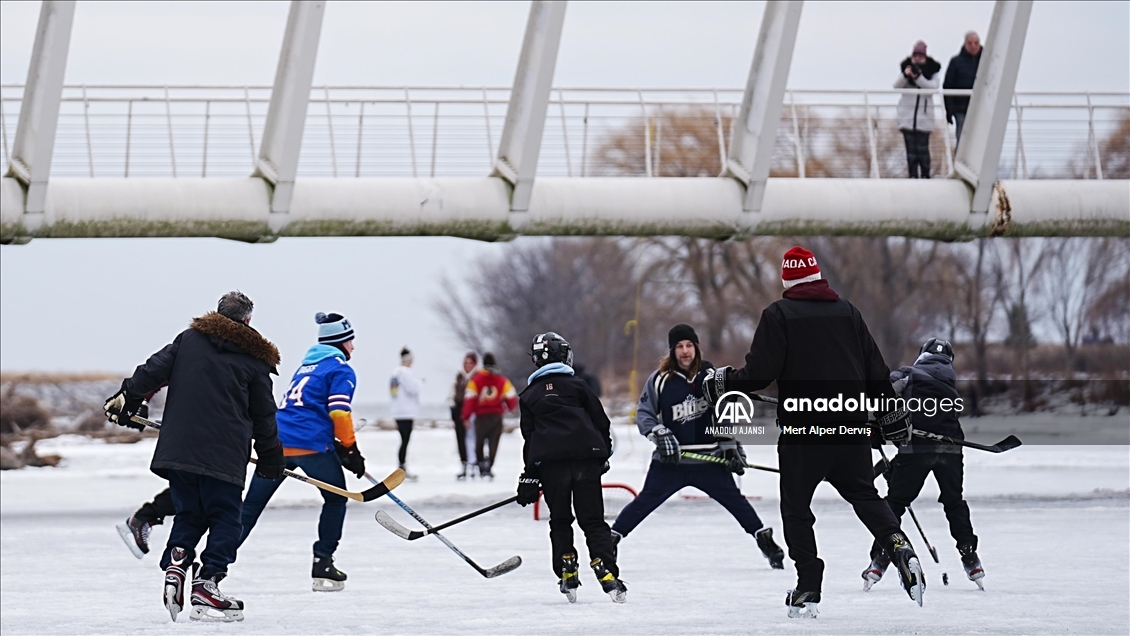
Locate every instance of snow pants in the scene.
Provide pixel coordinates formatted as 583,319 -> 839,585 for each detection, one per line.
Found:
539,458 -> 617,578
871,451 -> 977,556
611,462 -> 764,537
161,470 -> 244,580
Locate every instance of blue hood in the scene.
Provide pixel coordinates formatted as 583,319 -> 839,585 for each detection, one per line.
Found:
302,344 -> 346,365
528,362 -> 574,384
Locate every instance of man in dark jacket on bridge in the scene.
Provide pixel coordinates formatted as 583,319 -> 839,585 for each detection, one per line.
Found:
943,30 -> 982,147
104,291 -> 285,622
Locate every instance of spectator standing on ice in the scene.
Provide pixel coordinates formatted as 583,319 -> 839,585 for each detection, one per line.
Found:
862,338 -> 985,591
451,351 -> 479,480
574,364 -> 603,398
943,31 -> 982,147
239,312 -> 367,593
702,247 -> 923,618
895,40 -> 941,178
516,332 -> 625,603
390,347 -> 421,481
461,352 -> 518,479
103,291 -> 284,623
610,324 -> 785,569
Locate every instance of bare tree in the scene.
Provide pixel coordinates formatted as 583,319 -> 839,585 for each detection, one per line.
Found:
1041,238 -> 1123,370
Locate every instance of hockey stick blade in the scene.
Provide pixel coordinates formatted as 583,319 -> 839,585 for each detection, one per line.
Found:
375,510 -> 414,540
482,556 -> 523,578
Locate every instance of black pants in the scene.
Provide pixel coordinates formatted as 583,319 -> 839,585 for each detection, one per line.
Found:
134,487 -> 176,525
540,459 -> 617,578
452,406 -> 468,463
160,470 -> 244,580
612,462 -> 763,537
475,413 -> 503,471
902,130 -> 932,178
871,452 -> 977,557
396,419 -> 413,465
779,443 -> 903,593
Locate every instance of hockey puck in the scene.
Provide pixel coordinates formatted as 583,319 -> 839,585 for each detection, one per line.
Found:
942,572 -> 949,586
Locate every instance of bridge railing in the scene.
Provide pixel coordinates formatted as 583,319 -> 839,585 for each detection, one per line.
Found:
1,85 -> 1126,180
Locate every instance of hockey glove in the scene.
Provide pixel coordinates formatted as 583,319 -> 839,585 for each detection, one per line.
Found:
648,425 -> 681,465
104,381 -> 145,431
701,366 -> 732,407
516,472 -> 541,506
254,441 -> 286,480
334,441 -> 366,479
877,407 -> 912,444
717,439 -> 748,475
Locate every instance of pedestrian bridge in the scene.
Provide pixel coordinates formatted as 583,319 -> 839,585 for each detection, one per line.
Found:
2,1 -> 1127,243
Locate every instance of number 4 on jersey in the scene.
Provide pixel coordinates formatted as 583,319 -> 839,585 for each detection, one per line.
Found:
281,376 -> 312,409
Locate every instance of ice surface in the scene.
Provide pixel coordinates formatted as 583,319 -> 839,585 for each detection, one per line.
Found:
2,424 -> 1127,634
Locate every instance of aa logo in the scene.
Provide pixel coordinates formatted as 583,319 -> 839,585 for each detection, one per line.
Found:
714,391 -> 755,424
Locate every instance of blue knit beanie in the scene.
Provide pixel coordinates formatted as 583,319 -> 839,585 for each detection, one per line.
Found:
316,312 -> 354,344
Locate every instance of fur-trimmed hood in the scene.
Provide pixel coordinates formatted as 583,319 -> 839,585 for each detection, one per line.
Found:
190,312 -> 281,368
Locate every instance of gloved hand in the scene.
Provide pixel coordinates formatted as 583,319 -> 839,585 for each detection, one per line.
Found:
254,441 -> 286,480
946,113 -> 954,125
104,381 -> 145,430
334,441 -> 366,479
718,439 -> 747,475
701,366 -> 732,407
648,425 -> 681,465
516,472 -> 541,506
877,407 -> 912,444
602,460 -> 611,475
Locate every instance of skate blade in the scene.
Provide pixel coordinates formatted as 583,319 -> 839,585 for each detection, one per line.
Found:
908,557 -> 924,607
971,575 -> 985,591
164,586 -> 182,622
787,603 -> 819,619
116,523 -> 146,559
607,589 -> 627,604
862,570 -> 881,592
312,578 -> 346,592
564,589 -> 577,604
189,605 -> 244,622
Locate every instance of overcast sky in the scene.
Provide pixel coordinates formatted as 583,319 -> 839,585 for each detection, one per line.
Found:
1,1 -> 1128,405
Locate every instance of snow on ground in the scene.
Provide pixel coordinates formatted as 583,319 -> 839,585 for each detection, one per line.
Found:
2,422 -> 1128,635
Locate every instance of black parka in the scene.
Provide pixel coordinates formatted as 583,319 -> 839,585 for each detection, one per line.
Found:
943,47 -> 982,118
519,371 -> 611,475
891,353 -> 964,453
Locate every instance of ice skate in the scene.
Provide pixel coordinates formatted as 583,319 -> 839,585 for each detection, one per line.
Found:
162,547 -> 191,621
590,558 -> 627,603
399,464 -> 419,482
312,554 -> 347,592
559,553 -> 581,603
189,573 -> 245,622
785,589 -> 820,618
117,515 -> 151,559
477,460 -> 494,481
456,462 -> 469,481
755,527 -> 785,570
959,544 -> 985,590
862,551 -> 890,591
885,533 -> 925,606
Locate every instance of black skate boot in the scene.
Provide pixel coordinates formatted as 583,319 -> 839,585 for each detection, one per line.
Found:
590,558 -> 627,603
478,460 -> 494,480
785,589 -> 820,619
312,554 -> 347,592
190,572 -> 245,622
959,543 -> 985,590
559,553 -> 581,603
117,515 -> 152,559
755,527 -> 785,570
162,547 -> 191,621
456,462 -> 469,481
884,532 -> 925,606
862,550 -> 891,591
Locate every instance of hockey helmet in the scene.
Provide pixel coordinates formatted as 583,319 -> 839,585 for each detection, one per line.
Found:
920,338 -> 954,359
531,332 -> 573,368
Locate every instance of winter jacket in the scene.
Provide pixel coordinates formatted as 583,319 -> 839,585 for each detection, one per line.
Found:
943,47 -> 981,118
891,353 -> 964,454
461,368 -> 518,421
389,365 -> 421,420
894,56 -> 941,132
124,312 -> 281,487
276,344 -> 357,456
519,364 -> 612,474
728,280 -> 897,442
636,362 -> 720,464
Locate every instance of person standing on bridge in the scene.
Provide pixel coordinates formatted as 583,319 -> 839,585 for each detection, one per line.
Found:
895,40 -> 942,178
609,324 -> 784,570
944,30 -> 982,147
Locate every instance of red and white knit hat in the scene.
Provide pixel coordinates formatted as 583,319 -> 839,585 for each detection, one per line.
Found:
781,246 -> 822,289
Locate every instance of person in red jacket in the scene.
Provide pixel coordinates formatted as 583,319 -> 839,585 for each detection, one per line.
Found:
461,352 -> 517,479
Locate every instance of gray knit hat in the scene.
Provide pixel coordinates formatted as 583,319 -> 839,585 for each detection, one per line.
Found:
315,312 -> 354,344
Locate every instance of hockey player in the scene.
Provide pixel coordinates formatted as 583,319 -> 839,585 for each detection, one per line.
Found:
239,312 -> 366,592
863,338 -> 984,590
611,324 -> 785,569
702,247 -> 923,618
461,353 -> 518,479
516,332 -> 626,603
104,291 -> 285,622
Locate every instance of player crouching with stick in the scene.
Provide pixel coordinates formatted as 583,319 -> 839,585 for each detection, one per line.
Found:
516,332 -> 626,603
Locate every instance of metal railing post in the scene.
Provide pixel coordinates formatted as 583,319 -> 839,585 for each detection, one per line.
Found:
789,90 -> 804,178
82,84 -> 93,177
559,89 -> 572,177
713,89 -> 726,173
639,90 -> 652,177
430,101 -> 440,178
580,101 -> 589,177
941,89 -> 953,176
406,87 -> 417,178
654,103 -> 663,177
483,87 -> 493,168
125,100 -> 133,177
200,100 -> 208,177
1011,93 -> 1028,179
243,85 -> 255,170
324,86 -> 338,177
864,90 -> 879,179
0,91 -> 9,162
356,101 -> 366,177
1087,93 -> 1103,180
166,85 -> 178,177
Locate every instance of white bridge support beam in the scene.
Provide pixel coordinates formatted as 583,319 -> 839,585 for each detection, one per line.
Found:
722,0 -> 803,213
491,1 -> 567,215
254,0 -> 325,224
3,1 -> 75,217
953,0 -> 1033,214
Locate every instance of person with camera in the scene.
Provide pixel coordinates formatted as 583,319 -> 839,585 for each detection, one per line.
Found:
702,247 -> 924,618
895,40 -> 942,178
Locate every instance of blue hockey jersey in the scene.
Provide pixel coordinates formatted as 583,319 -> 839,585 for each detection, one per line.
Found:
277,344 -> 357,453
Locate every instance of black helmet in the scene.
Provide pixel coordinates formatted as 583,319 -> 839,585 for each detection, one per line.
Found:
531,332 -> 573,368
920,338 -> 954,359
